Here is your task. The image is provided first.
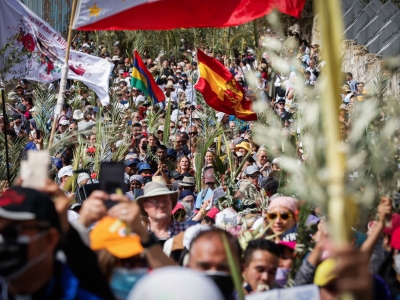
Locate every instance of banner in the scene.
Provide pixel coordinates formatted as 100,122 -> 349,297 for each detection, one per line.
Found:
0,0 -> 113,105
72,0 -> 306,30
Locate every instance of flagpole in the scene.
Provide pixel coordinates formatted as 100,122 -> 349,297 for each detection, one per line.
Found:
48,0 -> 79,148
0,82 -> 11,186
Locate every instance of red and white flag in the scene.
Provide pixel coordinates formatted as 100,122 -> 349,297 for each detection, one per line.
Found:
72,0 -> 306,30
0,0 -> 113,105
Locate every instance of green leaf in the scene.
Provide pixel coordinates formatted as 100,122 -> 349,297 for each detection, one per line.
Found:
221,233 -> 244,300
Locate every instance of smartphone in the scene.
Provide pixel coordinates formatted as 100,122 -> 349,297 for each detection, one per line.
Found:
133,188 -> 144,199
21,150 -> 50,189
142,176 -> 152,185
99,162 -> 126,209
36,130 -> 41,139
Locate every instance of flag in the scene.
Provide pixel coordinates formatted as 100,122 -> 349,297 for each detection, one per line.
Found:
194,49 -> 257,121
72,0 -> 306,30
0,0 -> 113,105
131,50 -> 165,104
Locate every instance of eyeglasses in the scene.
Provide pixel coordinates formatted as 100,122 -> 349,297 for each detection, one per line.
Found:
145,199 -> 170,207
188,132 -> 197,136
267,212 -> 293,221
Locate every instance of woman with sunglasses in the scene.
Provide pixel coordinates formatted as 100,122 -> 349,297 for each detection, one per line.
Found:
265,196 -> 298,242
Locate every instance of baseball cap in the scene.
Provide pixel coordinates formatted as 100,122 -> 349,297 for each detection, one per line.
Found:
204,168 -> 215,184
157,125 -> 164,132
244,165 -> 260,176
314,258 -> 338,286
125,158 -> 140,166
58,166 -> 73,179
125,153 -> 138,160
384,213 -> 400,236
278,227 -> 297,250
167,148 -> 177,159
0,187 -> 61,232
391,226 -> 400,250
59,119 -> 70,126
90,216 -> 143,258
172,202 -> 185,214
16,103 -> 27,113
138,163 -> 152,174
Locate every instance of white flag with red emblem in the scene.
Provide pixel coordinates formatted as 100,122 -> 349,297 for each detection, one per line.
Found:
0,0 -> 113,105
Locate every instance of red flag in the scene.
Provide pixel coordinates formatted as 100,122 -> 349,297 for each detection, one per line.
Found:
72,0 -> 306,30
194,49 -> 257,122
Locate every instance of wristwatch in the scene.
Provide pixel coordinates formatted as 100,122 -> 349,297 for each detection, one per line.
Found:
140,232 -> 159,250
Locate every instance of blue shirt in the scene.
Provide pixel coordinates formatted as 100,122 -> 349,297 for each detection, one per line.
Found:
195,187 -> 213,210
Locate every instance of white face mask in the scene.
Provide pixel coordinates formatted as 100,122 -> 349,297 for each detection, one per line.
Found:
394,254 -> 400,274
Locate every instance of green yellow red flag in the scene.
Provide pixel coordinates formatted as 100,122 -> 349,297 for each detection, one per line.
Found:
194,49 -> 257,121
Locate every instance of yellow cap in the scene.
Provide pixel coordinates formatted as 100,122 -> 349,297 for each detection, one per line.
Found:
313,258 -> 338,286
90,216 -> 143,259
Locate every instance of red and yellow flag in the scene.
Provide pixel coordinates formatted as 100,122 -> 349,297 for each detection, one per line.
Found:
194,49 -> 257,121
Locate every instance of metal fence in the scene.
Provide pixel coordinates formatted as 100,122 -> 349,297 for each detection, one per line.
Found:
21,0 -> 72,36
342,0 -> 400,58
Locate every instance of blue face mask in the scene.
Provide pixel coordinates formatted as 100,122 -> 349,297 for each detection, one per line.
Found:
110,267 -> 148,300
275,267 -> 291,287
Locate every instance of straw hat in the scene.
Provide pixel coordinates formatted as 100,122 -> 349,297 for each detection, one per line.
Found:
165,83 -> 174,89
152,176 -> 172,189
136,182 -> 177,216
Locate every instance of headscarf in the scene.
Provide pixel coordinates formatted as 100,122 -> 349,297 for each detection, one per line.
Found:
129,174 -> 144,184
179,190 -> 194,201
268,196 -> 298,214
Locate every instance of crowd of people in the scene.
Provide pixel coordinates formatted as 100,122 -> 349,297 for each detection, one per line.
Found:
0,26 -> 396,300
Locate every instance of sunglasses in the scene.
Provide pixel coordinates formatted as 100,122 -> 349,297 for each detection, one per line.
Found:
188,132 -> 197,136
170,126 -> 175,129
182,121 -> 188,124
14,122 -> 22,125
176,141 -> 182,143
247,173 -> 260,179
267,212 -> 293,221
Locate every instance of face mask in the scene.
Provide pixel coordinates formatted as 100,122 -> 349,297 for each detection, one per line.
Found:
394,254 -> 400,274
0,230 -> 48,280
204,270 -> 234,299
275,267 -> 291,287
110,267 -> 147,300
